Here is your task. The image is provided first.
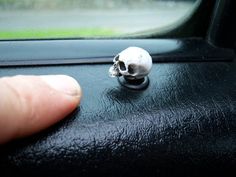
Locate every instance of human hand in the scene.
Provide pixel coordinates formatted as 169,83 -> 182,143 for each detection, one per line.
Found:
0,75 -> 81,144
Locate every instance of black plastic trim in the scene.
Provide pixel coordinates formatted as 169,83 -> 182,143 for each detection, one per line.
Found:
0,38 -> 235,67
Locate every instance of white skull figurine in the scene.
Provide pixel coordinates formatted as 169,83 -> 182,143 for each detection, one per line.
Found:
109,47 -> 152,80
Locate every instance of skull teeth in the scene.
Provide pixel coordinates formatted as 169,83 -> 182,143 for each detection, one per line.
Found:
109,65 -> 120,77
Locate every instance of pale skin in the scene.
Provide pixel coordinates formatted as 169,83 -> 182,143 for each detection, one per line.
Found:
0,75 -> 82,144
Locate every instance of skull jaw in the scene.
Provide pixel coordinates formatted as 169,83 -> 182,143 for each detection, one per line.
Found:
109,65 -> 121,77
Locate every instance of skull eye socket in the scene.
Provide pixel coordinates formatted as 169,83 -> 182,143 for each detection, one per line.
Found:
119,61 -> 126,71
128,64 -> 135,74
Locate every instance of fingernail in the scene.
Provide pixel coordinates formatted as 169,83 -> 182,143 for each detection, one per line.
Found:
40,75 -> 81,97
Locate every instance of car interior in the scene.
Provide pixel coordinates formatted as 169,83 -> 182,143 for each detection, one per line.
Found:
0,0 -> 235,176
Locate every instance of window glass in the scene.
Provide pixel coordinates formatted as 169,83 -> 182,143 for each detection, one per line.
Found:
0,0 -> 199,39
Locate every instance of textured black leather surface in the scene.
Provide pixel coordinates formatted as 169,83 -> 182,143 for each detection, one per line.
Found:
0,61 -> 236,177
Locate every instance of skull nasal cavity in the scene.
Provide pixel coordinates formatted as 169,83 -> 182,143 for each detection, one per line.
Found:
119,61 -> 126,71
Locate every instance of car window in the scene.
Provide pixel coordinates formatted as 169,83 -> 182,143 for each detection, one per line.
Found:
0,0 -> 199,39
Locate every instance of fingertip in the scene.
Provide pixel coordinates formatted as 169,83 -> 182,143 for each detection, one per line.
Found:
0,75 -> 82,144
40,75 -> 82,97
